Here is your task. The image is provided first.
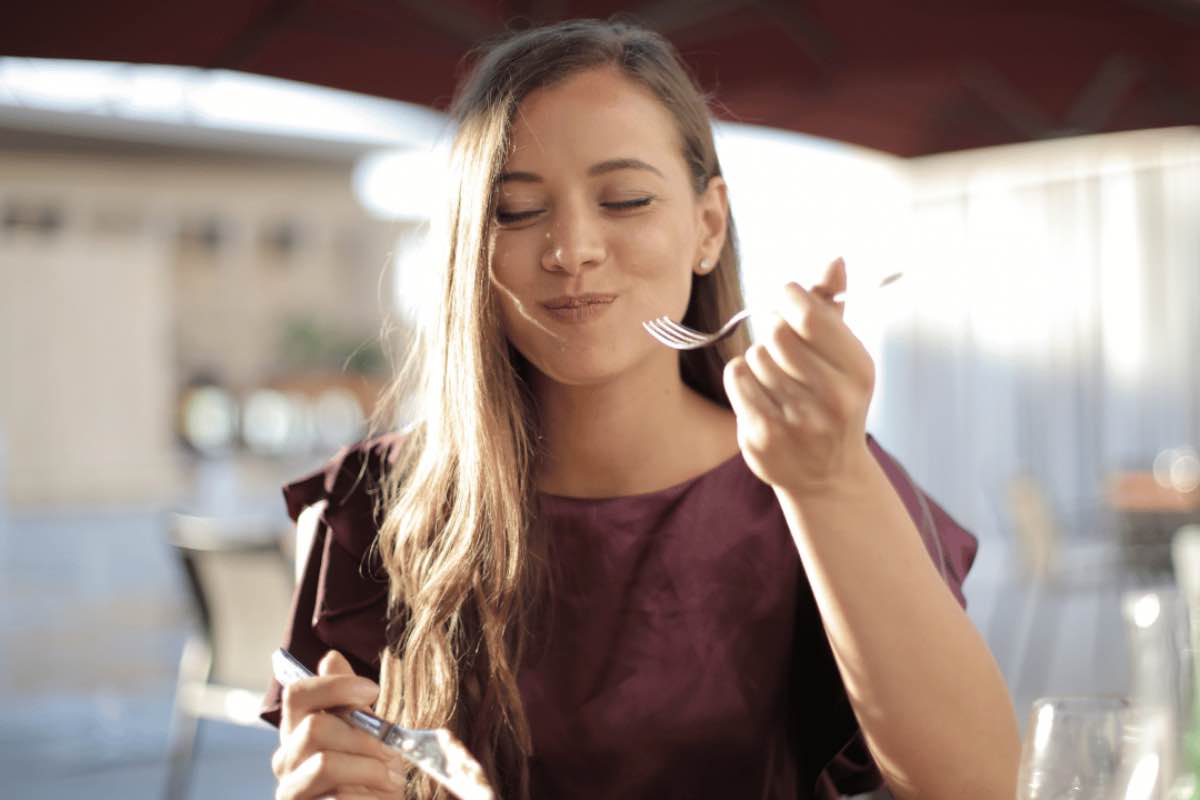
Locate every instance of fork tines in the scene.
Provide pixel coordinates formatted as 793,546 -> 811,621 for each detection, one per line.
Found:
642,317 -> 709,349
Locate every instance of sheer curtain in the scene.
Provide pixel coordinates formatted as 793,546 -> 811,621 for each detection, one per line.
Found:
873,127 -> 1200,550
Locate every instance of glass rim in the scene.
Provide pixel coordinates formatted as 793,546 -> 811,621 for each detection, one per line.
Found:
1023,695 -> 1169,732
1028,695 -> 1131,712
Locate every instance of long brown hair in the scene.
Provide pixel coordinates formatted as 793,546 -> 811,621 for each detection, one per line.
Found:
373,18 -> 749,798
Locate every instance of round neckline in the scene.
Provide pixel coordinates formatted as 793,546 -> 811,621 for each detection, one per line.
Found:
537,449 -> 748,503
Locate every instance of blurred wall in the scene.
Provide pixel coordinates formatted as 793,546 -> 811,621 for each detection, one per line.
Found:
0,145 -> 401,509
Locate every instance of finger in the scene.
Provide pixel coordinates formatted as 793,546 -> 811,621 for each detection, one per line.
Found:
335,787 -> 384,800
754,318 -> 831,386
278,708 -> 393,778
757,317 -> 844,402
318,649 -> 356,678
281,653 -> 379,737
276,750 -> 402,800
810,256 -> 847,312
724,356 -> 782,422
744,342 -> 823,425
776,282 -> 866,375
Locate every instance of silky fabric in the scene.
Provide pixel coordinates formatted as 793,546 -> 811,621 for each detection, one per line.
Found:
261,434 -> 977,798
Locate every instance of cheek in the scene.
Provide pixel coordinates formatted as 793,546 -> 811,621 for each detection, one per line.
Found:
490,270 -> 532,342
615,216 -> 695,312
489,239 -> 545,316
488,246 -> 558,353
619,218 -> 679,271
489,239 -> 525,287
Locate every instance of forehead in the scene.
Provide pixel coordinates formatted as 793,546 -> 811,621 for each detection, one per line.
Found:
505,66 -> 684,173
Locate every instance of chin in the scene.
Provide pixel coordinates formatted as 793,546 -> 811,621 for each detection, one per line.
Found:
517,342 -> 632,388
532,356 -> 623,387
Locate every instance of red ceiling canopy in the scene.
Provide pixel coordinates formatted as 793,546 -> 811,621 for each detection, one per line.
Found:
3,0 -> 1198,156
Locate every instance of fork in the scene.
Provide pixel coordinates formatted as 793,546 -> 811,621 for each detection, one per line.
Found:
643,271 -> 903,350
271,649 -> 494,800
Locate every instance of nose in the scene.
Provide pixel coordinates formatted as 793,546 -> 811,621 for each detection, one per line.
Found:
541,205 -> 605,274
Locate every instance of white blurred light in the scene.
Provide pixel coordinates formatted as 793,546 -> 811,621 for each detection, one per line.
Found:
1131,593 -> 1161,629
181,386 -> 239,454
222,688 -> 266,725
1170,450 -> 1200,493
286,392 -> 317,454
124,65 -> 188,116
1033,702 -> 1055,753
392,223 -> 438,324
0,58 -> 120,111
1154,449 -> 1178,488
314,388 -> 365,449
353,144 -> 451,221
1123,753 -> 1159,800
1098,165 -> 1145,382
0,57 -> 447,144
242,389 -> 293,455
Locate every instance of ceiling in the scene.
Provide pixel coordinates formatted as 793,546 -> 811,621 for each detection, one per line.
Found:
3,0 -> 1198,156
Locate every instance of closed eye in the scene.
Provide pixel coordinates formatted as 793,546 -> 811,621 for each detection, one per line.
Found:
495,208 -> 544,225
496,196 -> 653,226
603,197 -> 653,211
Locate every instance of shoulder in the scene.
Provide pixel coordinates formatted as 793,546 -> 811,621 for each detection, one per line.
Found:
259,434 -> 407,710
282,430 -> 408,560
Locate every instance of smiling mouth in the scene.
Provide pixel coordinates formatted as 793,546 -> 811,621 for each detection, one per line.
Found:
541,293 -> 617,322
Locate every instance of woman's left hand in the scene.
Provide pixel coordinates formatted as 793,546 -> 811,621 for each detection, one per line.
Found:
723,256 -> 877,496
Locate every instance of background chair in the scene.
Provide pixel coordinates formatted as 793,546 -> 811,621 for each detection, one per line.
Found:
1007,475 -> 1140,584
997,474 -> 1180,718
164,512 -> 295,800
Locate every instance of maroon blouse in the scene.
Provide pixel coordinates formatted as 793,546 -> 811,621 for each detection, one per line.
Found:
261,434 -> 977,799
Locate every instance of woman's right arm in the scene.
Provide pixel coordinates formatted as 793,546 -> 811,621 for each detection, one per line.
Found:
271,650 -> 404,800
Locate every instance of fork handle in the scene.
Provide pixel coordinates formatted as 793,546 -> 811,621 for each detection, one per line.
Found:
826,271 -> 903,304
271,649 -> 393,741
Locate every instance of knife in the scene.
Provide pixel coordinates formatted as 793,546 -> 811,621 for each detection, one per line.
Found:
271,648 -> 494,800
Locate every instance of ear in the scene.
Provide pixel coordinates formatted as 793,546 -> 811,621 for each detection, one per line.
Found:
693,175 -> 729,275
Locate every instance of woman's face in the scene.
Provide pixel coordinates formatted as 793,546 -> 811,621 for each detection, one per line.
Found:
489,66 -> 727,388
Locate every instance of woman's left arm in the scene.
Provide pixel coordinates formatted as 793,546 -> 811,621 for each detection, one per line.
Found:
723,258 -> 1020,800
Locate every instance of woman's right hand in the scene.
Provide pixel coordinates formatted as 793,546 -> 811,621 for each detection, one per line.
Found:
271,650 -> 404,799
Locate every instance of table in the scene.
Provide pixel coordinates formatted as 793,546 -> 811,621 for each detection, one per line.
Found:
1108,472 -> 1200,574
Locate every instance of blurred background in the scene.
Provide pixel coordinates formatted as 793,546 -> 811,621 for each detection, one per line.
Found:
1,1 -> 1198,798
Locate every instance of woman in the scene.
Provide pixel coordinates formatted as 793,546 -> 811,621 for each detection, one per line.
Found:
263,18 -> 1020,800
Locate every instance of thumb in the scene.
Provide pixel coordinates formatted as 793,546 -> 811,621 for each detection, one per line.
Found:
811,256 -> 847,299
317,649 -> 355,677
811,256 -> 847,316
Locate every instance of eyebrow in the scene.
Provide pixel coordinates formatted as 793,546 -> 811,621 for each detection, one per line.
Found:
497,158 -> 665,184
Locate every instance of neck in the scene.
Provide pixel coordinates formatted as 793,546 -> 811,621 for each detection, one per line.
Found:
531,355 -> 737,498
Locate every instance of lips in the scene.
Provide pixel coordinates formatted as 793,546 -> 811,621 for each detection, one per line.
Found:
540,293 -> 618,323
541,293 -> 618,310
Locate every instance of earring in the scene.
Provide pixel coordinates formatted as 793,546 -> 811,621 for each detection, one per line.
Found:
698,257 -> 713,273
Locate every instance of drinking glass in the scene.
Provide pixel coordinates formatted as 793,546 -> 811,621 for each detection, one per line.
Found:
1016,696 -> 1166,800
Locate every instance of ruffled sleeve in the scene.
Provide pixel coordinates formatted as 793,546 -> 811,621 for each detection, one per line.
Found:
808,435 -> 980,798
867,435 -> 978,608
259,433 -> 405,727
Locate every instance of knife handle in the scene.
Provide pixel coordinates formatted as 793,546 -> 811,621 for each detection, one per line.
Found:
271,648 -> 391,740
